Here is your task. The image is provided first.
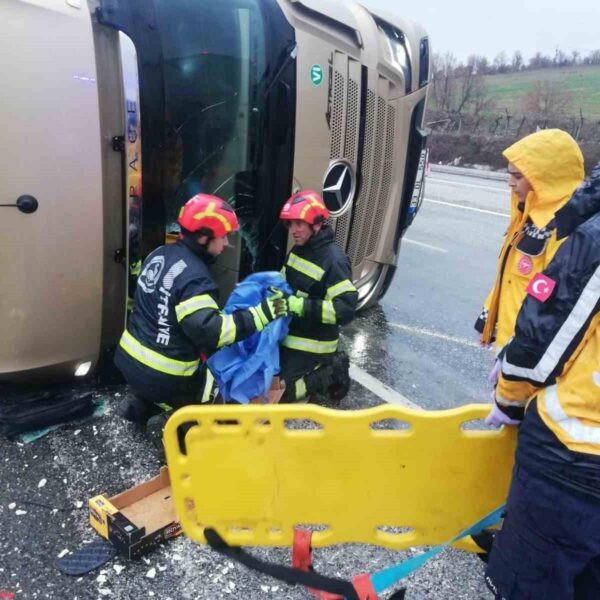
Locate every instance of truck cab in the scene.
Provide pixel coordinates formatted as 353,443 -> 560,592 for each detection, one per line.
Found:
0,0 -> 429,381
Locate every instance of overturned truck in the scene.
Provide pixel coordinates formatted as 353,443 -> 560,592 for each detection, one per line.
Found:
1,0 -> 430,381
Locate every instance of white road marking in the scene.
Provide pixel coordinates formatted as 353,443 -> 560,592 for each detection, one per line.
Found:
428,177 -> 507,193
388,321 -> 482,349
349,363 -> 421,409
424,198 -> 509,218
403,238 -> 448,253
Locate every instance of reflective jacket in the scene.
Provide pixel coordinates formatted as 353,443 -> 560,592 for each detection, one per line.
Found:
496,163 -> 600,456
475,129 -> 584,349
281,226 -> 357,356
116,238 -> 261,389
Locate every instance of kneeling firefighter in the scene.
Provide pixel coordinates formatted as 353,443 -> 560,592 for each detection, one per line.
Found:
115,194 -> 287,429
277,190 -> 358,403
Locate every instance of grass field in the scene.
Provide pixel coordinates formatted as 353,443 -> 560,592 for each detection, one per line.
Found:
483,65 -> 600,119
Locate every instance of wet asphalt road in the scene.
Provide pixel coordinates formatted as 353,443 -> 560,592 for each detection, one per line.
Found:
346,167 -> 511,411
0,167 -> 512,600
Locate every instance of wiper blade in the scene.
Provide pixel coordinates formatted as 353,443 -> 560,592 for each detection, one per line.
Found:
264,42 -> 297,97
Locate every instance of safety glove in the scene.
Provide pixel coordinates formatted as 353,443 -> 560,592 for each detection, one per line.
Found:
287,294 -> 305,317
488,358 -> 501,386
484,400 -> 522,428
250,288 -> 289,331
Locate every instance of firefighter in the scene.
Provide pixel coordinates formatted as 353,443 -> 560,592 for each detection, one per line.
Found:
277,190 -> 358,403
484,164 -> 600,598
474,129 -> 584,383
115,193 -> 287,429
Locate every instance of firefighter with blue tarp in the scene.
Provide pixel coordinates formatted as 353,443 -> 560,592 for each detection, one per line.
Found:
115,193 -> 288,431
277,190 -> 358,403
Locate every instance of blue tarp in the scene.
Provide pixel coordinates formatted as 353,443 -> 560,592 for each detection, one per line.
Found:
207,272 -> 292,404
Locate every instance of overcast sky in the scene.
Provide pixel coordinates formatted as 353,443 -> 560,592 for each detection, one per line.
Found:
361,0 -> 599,63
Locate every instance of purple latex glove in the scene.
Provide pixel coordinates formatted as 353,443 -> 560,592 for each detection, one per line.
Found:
484,402 -> 521,428
488,359 -> 501,386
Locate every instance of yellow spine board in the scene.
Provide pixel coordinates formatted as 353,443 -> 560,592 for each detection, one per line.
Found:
164,404 -> 516,551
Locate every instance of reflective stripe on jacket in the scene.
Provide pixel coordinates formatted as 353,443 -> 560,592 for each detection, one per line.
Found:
497,164 -> 600,455
475,129 -> 584,349
282,226 -> 357,356
118,239 -> 258,383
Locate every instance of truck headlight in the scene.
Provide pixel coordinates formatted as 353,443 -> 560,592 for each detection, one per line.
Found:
74,361 -> 92,377
376,18 -> 412,94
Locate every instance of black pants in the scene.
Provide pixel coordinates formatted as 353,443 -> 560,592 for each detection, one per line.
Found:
486,464 -> 600,599
279,348 -> 349,403
115,346 -> 216,418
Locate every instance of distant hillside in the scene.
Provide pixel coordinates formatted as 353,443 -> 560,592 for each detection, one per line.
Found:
483,65 -> 600,119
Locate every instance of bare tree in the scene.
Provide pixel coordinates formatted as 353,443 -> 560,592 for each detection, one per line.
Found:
584,50 -> 600,65
554,48 -> 570,67
451,56 -> 494,118
524,81 -> 573,120
493,51 -> 509,74
474,55 -> 490,75
529,52 -> 553,69
571,50 -> 580,66
454,61 -> 477,115
431,52 -> 457,112
511,51 -> 523,72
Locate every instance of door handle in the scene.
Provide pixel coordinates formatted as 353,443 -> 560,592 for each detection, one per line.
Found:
0,195 -> 39,214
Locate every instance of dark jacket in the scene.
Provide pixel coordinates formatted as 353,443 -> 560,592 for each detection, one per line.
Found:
281,226 -> 357,356
115,238 -> 259,388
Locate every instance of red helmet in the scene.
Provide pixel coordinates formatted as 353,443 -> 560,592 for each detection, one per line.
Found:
279,190 -> 329,225
177,194 -> 239,238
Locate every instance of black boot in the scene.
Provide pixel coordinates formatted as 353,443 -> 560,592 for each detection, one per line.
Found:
145,411 -> 172,452
118,395 -> 150,431
303,365 -> 334,399
328,352 -> 351,403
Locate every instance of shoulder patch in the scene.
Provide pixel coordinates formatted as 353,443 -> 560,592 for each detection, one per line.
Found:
526,273 -> 556,302
138,255 -> 165,293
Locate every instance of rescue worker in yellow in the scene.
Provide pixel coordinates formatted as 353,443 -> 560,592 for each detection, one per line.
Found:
484,163 -> 600,599
115,194 -> 287,431
277,190 -> 358,403
474,129 -> 584,369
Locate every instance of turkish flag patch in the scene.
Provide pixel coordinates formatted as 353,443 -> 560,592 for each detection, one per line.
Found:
526,273 -> 557,302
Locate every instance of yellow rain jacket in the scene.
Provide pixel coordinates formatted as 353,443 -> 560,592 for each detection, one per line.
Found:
496,163 -> 600,460
475,129 -> 584,349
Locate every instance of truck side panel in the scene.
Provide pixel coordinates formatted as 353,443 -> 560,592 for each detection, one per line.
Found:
0,0 -> 104,379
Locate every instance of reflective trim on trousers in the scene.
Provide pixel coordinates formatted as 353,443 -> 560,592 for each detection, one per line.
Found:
295,377 -> 307,401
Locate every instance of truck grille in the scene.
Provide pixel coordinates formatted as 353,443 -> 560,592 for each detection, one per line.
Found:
328,53 -> 397,280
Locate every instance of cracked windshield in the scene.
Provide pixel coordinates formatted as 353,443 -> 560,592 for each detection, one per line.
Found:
157,0 -> 266,259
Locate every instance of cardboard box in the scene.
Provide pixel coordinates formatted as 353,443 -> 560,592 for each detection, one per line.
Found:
89,467 -> 182,559
250,376 -> 286,404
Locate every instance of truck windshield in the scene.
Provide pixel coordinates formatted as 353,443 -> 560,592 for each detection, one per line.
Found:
99,0 -> 295,270
154,0 -> 267,226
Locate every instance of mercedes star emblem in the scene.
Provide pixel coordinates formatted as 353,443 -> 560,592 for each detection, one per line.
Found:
322,160 -> 357,216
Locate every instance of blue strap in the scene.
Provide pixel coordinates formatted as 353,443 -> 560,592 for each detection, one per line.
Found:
370,504 -> 505,594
